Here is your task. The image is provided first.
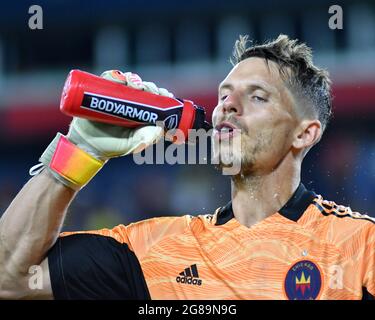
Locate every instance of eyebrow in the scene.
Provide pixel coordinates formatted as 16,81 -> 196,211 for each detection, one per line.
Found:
218,80 -> 277,95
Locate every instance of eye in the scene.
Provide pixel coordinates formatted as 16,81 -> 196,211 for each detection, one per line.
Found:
220,95 -> 228,101
252,96 -> 267,102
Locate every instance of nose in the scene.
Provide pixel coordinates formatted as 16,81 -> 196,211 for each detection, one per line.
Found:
222,92 -> 242,115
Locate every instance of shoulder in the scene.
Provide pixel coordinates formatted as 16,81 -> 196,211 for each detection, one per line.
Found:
58,212 -> 218,260
60,215 -> 193,240
124,213 -> 218,235
312,195 -> 375,227
305,195 -> 375,250
125,214 -> 195,236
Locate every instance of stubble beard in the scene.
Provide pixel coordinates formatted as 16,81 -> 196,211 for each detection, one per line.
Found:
214,131 -> 270,177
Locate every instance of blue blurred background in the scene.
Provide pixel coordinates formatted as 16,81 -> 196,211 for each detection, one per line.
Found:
0,0 -> 374,230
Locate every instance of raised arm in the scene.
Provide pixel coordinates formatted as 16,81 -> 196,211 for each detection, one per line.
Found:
0,70 -> 167,299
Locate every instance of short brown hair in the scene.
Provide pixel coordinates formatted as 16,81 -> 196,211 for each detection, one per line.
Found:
231,34 -> 332,133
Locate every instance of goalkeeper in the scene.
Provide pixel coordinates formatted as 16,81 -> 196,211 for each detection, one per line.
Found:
0,35 -> 374,300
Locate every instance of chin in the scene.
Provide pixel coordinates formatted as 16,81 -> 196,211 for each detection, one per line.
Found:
212,149 -> 243,175
216,136 -> 252,173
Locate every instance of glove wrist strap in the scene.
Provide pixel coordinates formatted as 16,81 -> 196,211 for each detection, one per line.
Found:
32,133 -> 105,190
50,135 -> 105,189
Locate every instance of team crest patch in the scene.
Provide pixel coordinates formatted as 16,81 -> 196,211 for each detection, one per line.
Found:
284,260 -> 322,300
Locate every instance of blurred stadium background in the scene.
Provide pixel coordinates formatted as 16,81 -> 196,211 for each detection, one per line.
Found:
0,0 -> 374,230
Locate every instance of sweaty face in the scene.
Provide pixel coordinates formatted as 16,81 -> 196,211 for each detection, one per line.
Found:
212,57 -> 298,175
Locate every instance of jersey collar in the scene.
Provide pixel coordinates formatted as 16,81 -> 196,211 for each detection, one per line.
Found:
215,183 -> 316,226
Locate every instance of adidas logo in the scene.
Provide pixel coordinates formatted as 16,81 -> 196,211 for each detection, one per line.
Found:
176,264 -> 202,286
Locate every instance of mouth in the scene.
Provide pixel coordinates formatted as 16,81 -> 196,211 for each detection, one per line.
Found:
213,121 -> 240,141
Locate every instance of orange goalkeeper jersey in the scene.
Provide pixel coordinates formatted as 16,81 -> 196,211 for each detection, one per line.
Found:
48,183 -> 375,300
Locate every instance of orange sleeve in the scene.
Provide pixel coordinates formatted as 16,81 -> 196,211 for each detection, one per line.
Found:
60,215 -> 191,260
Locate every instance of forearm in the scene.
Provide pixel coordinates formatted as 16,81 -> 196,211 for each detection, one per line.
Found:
0,169 -> 76,278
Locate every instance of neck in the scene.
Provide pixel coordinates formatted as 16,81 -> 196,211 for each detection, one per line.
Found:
231,153 -> 301,227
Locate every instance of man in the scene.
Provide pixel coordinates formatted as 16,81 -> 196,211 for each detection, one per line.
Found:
0,35 -> 374,300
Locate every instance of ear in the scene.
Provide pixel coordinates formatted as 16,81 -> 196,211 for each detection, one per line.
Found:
292,119 -> 322,150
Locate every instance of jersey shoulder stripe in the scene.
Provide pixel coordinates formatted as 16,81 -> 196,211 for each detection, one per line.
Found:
313,196 -> 375,224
